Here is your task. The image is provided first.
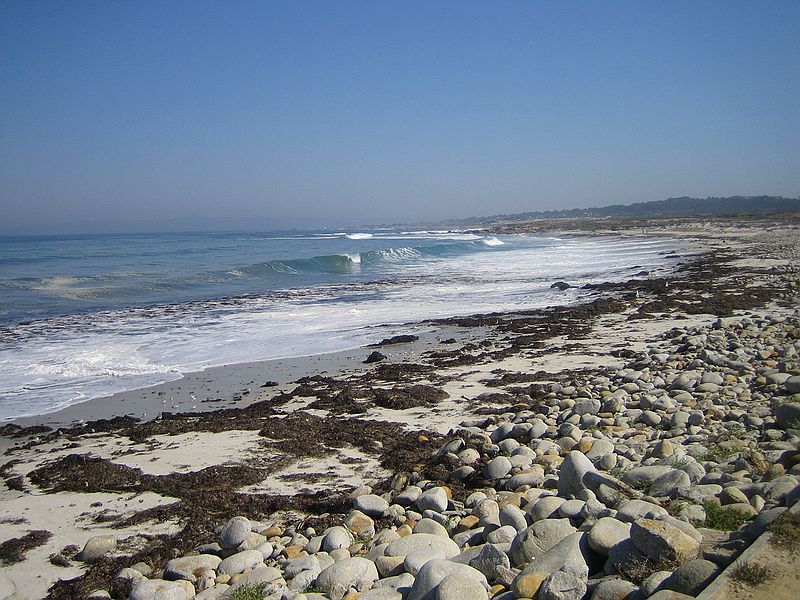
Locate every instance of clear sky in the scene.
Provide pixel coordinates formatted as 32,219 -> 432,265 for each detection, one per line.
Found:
1,1 -> 799,234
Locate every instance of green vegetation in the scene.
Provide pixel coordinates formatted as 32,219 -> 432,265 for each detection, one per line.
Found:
769,510 -> 800,551
730,561 -> 773,586
700,443 -> 743,462
228,583 -> 269,600
701,501 -> 751,531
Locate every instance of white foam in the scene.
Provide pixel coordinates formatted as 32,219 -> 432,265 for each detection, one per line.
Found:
345,233 -> 373,239
0,234 -> 686,421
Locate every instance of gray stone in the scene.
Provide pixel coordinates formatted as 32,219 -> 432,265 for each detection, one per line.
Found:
284,555 -> 321,579
649,470 -> 691,498
589,578 -> 637,600
621,466 -> 673,489
414,518 -> 449,537
574,399 -> 601,416
76,535 -> 117,561
404,549 -> 447,576
510,518 -> 577,566
539,570 -> 587,600
322,526 -> 355,552
219,516 -> 251,549
435,573 -> 489,600
588,517 -> 631,556
776,402 -> 800,429
395,485 -> 423,505
515,532 -> 591,579
616,500 -> 668,523
486,525 -> 517,544
499,504 -> 529,531
640,571 -> 672,597
528,495 -> 567,521
484,456 -> 513,479
558,451 -> 597,497
506,469 -> 546,489
407,560 -> 488,600
164,554 -> 222,582
630,519 -> 700,564
663,559 -> 718,595
384,533 -> 460,559
315,557 -> 379,593
784,377 -> 800,395
217,549 -> 264,576
417,487 -> 449,513
129,580 -> 188,600
469,543 -> 511,581
354,494 -> 390,517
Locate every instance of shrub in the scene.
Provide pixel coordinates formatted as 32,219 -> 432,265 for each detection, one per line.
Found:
701,501 -> 750,530
730,561 -> 773,586
229,583 -> 269,600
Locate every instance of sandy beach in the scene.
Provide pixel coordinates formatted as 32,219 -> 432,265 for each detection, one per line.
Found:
2,214 -> 799,600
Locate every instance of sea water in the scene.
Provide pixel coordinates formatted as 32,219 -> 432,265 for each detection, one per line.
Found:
0,229 -> 683,420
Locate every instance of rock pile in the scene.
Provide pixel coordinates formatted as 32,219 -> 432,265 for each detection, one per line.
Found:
108,313 -> 800,599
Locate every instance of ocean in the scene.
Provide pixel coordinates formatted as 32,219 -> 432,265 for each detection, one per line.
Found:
0,229 -> 683,421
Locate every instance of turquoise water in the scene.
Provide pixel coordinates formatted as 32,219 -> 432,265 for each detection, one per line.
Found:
0,229 -> 682,420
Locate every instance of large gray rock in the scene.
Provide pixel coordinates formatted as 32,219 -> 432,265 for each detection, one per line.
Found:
776,402 -> 800,429
539,570 -> 587,600
217,549 -> 264,576
435,573 -> 489,600
558,451 -> 597,497
515,532 -> 591,580
616,500 -> 668,523
76,535 -> 117,562
417,487 -> 449,513
129,580 -> 188,600
315,557 -> 379,593
404,549 -> 447,577
621,466 -> 673,489
588,517 -> 631,556
630,519 -> 700,564
784,377 -> 800,395
322,526 -> 355,551
384,533 -> 460,559
510,519 -> 577,566
164,554 -> 222,582
219,516 -> 251,549
469,543 -> 511,581
528,496 -> 567,521
284,555 -> 322,580
406,560 -> 488,600
663,559 -> 718,595
354,494 -> 391,517
589,578 -> 637,600
485,456 -> 513,479
649,470 -> 691,497
500,504 -> 529,531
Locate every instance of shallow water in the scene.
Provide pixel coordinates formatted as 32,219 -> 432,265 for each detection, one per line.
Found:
0,229 -> 683,420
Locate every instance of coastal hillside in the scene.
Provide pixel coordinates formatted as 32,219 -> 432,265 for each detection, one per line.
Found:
447,196 -> 800,226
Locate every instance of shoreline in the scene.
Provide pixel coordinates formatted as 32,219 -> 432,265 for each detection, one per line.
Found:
0,230 -> 689,428
1,214 -> 799,600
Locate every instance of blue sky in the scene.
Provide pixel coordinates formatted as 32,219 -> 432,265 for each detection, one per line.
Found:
1,1 -> 799,233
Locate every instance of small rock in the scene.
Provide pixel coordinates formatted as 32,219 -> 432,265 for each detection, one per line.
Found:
76,535 -> 117,561
539,570 -> 587,600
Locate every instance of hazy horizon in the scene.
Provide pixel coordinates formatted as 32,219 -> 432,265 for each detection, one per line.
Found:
2,1 -> 799,235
